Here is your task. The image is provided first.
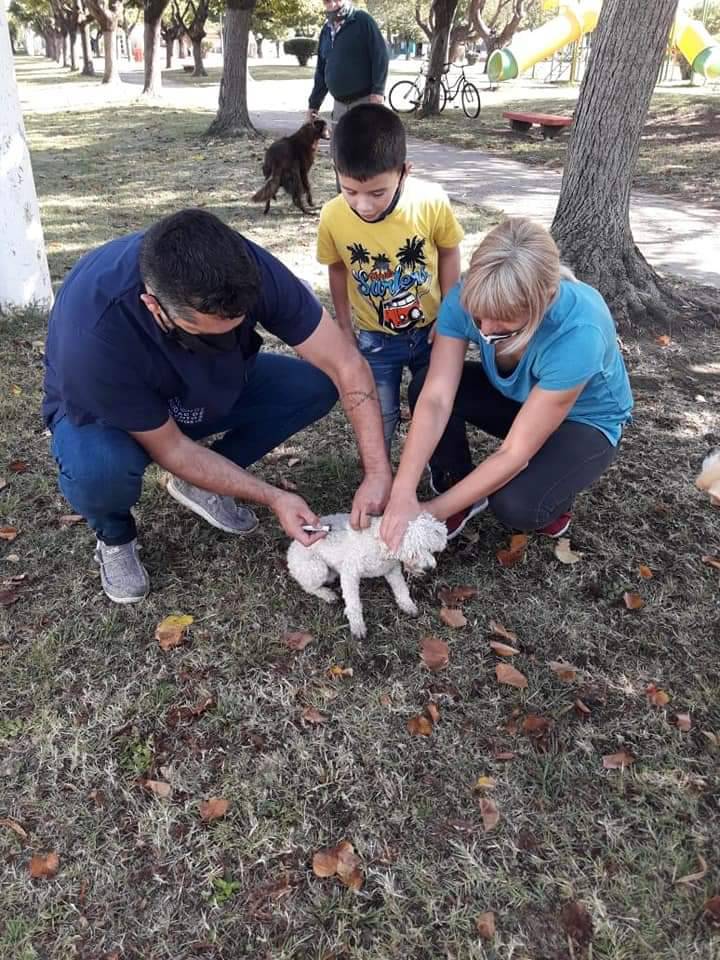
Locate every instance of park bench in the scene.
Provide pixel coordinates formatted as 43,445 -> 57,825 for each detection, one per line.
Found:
502,110 -> 573,139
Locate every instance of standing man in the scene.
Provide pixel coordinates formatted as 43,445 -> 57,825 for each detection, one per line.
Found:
307,0 -> 389,126
43,209 -> 391,604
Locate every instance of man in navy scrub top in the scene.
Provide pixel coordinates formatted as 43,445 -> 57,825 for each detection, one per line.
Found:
43,209 -> 391,603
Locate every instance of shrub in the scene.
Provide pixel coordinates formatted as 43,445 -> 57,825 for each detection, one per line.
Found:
284,37 -> 317,67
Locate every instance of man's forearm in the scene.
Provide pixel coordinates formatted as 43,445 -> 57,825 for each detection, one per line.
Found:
337,354 -> 390,474
153,436 -> 283,509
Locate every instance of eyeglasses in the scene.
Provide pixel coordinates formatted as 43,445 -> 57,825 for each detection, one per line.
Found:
477,327 -> 524,346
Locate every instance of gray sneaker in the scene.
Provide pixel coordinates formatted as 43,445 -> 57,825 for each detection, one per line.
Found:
166,476 -> 258,535
94,538 -> 150,604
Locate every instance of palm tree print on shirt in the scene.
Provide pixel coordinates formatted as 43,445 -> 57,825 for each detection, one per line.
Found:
346,236 -> 431,331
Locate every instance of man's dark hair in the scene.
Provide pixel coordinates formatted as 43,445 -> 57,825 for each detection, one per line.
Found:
333,104 -> 406,180
139,209 -> 260,319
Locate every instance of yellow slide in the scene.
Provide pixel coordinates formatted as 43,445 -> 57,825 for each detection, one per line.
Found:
672,12 -> 720,80
488,0 -> 600,82
488,1 -> 720,83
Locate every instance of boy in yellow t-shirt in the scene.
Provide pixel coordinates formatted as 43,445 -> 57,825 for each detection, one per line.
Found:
317,103 -> 463,449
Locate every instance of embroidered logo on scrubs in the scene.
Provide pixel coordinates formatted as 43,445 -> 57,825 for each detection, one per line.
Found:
169,397 -> 205,425
347,236 -> 430,332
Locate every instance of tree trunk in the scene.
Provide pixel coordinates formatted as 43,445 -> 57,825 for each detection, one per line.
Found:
80,24 -> 95,74
256,35 -> 263,57
101,27 -> 120,82
142,17 -> 163,93
124,29 -> 133,60
551,0 -> 688,327
420,0 -> 458,117
165,38 -> 173,68
191,36 -> 207,75
69,29 -> 78,70
208,1 -> 256,136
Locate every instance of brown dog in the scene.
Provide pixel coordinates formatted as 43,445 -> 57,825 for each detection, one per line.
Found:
252,118 -> 330,215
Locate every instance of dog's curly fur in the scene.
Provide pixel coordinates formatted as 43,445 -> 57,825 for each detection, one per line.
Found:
696,448 -> 720,505
287,513 -> 448,639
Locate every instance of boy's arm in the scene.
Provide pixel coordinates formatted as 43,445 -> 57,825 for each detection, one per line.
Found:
437,245 -> 461,297
328,261 -> 354,338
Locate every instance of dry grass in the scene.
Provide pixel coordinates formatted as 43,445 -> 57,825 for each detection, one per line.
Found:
1,57 -> 720,960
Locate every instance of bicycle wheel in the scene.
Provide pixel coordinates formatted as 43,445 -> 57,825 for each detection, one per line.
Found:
461,81 -> 481,118
389,80 -> 422,113
437,80 -> 448,112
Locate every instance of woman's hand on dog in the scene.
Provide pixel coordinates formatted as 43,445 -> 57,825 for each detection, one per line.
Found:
273,491 -> 327,546
380,495 -> 423,553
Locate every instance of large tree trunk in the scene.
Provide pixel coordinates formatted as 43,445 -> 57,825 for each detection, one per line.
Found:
191,36 -> 206,76
142,11 -> 166,94
69,29 -> 78,69
420,0 -> 458,117
101,27 -> 120,82
165,38 -> 173,68
551,0 -> 690,327
80,23 -> 95,74
208,0 -> 256,136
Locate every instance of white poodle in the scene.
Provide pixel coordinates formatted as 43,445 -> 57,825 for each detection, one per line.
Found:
287,513 -> 448,639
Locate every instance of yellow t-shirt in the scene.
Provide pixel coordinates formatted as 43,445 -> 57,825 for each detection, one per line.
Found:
316,178 -> 464,334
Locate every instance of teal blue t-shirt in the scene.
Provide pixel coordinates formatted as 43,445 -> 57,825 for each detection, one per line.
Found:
436,278 -> 633,445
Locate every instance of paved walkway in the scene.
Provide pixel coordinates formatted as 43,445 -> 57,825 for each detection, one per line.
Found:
252,106 -> 720,289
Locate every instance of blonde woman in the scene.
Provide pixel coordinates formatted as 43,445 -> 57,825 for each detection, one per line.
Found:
380,218 -> 633,551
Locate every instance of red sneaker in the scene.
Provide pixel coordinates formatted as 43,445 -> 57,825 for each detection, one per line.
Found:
445,499 -> 489,541
538,512 -> 572,538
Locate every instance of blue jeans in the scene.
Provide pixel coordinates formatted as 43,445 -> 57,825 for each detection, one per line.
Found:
50,353 -> 338,546
356,326 -> 433,448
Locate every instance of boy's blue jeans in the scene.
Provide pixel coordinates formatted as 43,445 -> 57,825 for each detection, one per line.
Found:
50,354 -> 338,546
356,326 -> 433,449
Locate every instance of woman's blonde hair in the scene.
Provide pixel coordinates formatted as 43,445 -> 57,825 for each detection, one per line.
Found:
460,217 -> 576,354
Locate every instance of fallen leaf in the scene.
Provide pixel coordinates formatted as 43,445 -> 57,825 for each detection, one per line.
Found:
676,854 -> 708,885
0,478 -> 6,491
701,555 -> 720,571
493,751 -> 515,761
59,514 -> 84,526
554,537 -> 584,564
549,660 -> 578,682
11,385 -> 22,396
473,775 -> 496,791
287,457 -> 302,468
29,852 -> 60,878
312,847 -> 338,878
327,665 -> 354,679
426,702 -> 440,724
495,662 -> 528,689
335,841 -> 361,883
479,797 -> 499,831
438,585 -> 477,605
702,730 -> 719,747
704,895 -> 720,924
0,817 -> 28,840
489,640 -> 520,657
522,715 -> 551,738
8,460 -> 29,474
283,630 -> 314,651
199,797 -> 229,822
602,750 -> 635,769
0,526 -> 18,541
302,706 -> 327,725
656,334 -> 671,347
496,533 -> 528,568
623,592 -> 644,610
142,779 -> 171,798
440,606 -> 467,628
475,911 -> 496,940
0,588 -> 20,607
646,684 -> 670,707
489,620 -> 518,643
407,714 -> 433,736
638,564 -> 654,579
420,636 -> 449,672
675,712 -> 692,732
560,900 -> 593,946
155,614 -> 193,651
574,698 -> 591,716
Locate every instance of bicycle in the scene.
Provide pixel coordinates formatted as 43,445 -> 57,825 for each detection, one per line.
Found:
389,61 -> 481,119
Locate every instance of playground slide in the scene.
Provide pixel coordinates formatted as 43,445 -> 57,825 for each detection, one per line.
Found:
487,0 -> 600,83
672,12 -> 720,80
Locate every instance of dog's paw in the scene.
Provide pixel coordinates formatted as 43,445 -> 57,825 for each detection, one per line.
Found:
399,601 -> 419,618
348,620 -> 367,640
316,587 -> 338,604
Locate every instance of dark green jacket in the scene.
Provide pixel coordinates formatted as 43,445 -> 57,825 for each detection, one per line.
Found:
308,9 -> 389,111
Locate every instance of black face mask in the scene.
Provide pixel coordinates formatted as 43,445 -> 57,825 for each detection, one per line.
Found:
149,295 -> 244,355
350,168 -> 406,224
